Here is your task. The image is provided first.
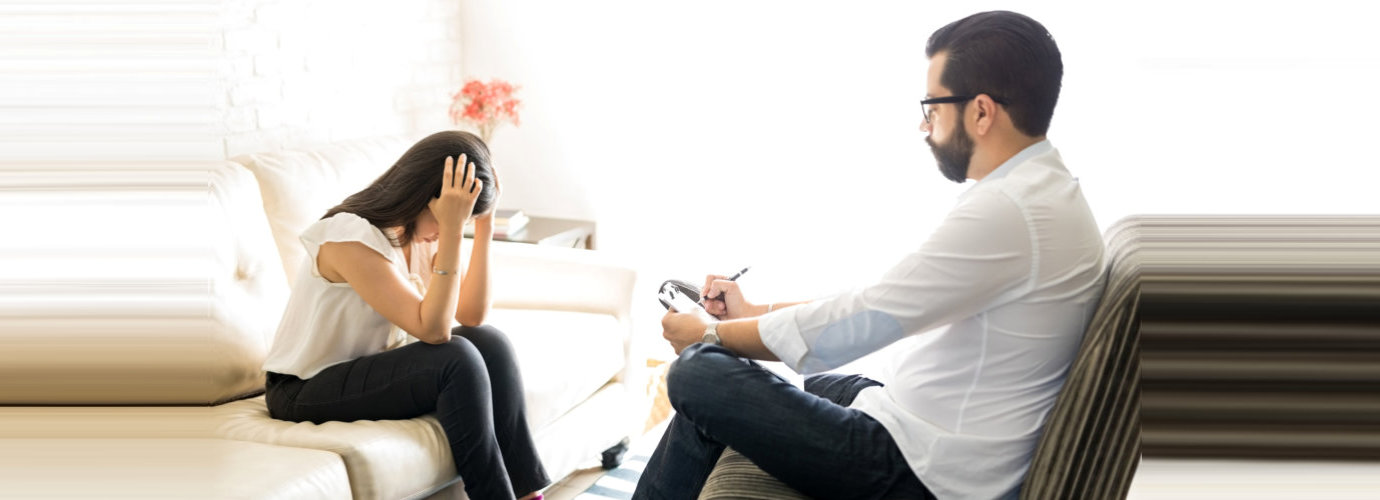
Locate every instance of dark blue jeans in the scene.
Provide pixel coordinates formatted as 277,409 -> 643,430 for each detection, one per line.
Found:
265,325 -> 549,500
633,343 -> 934,500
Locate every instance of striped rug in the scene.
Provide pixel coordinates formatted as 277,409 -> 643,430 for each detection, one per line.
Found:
574,421 -> 666,500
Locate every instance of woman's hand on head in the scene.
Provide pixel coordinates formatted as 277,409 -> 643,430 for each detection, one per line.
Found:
474,163 -> 502,225
427,154 -> 482,232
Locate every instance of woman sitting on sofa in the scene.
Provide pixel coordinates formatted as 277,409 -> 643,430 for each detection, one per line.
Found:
262,131 -> 548,500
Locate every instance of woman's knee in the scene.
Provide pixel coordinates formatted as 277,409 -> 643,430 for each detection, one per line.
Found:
451,324 -> 516,360
426,336 -> 487,378
451,323 -> 503,337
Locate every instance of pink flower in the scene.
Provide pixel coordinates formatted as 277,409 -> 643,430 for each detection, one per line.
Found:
449,78 -> 522,143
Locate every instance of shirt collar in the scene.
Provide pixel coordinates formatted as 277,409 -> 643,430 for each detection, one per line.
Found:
979,139 -> 1052,183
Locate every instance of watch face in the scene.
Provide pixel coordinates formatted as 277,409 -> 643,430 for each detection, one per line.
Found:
702,322 -> 721,345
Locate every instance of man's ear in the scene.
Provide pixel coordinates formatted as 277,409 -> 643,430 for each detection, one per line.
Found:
972,94 -> 999,136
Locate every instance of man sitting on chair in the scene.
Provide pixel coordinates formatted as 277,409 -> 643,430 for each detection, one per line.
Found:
633,10 -> 1106,500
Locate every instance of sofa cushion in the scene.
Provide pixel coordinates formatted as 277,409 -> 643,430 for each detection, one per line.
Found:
0,438 -> 350,499
0,406 -> 219,438
213,308 -> 623,500
216,396 -> 455,500
490,308 -> 625,431
232,136 -> 412,287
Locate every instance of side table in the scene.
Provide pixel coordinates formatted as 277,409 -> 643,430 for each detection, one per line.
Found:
491,216 -> 596,249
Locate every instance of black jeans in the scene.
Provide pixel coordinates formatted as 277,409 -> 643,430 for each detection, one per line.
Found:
633,343 -> 934,500
265,325 -> 549,500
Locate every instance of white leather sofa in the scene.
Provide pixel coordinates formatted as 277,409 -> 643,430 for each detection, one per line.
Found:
0,136 -> 643,499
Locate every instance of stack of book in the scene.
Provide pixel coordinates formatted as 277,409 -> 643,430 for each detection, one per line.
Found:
466,208 -> 529,238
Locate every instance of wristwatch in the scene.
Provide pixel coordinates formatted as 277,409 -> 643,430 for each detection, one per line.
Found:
701,322 -> 722,346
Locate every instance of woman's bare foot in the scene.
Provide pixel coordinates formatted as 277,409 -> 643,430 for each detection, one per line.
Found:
517,492 -> 542,500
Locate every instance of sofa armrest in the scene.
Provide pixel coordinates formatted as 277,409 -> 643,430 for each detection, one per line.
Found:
486,240 -> 637,325
486,240 -> 640,386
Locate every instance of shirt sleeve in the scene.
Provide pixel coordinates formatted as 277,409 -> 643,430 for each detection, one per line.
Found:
759,188 -> 1036,374
298,213 -> 398,279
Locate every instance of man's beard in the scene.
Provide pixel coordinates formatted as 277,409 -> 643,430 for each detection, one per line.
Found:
925,118 -> 974,183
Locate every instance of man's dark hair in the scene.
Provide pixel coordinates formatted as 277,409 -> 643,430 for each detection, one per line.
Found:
926,11 -> 1062,137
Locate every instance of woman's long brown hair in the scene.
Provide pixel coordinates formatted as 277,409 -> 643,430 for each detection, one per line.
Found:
322,130 -> 496,247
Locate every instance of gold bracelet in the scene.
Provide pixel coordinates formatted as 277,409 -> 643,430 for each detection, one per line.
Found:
432,268 -> 455,276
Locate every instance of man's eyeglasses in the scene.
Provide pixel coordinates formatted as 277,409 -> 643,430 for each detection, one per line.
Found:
921,95 -> 1007,125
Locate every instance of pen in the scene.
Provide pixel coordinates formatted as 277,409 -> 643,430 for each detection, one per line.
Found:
708,266 -> 750,301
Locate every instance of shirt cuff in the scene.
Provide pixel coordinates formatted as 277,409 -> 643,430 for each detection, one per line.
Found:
758,308 -> 810,372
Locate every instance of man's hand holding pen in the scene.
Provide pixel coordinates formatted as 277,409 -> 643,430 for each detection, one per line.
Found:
701,266 -> 753,320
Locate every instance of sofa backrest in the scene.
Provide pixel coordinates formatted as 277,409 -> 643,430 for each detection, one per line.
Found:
0,162 -> 287,405
232,136 -> 413,288
1022,214 -> 1380,497
1131,215 -> 1380,460
230,135 -> 634,316
1,136 -> 634,406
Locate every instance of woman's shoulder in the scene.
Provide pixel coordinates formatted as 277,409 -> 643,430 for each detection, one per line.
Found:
301,212 -> 398,261
316,211 -> 368,227
307,211 -> 379,236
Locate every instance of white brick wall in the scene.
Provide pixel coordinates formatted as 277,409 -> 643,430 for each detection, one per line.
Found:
220,0 -> 463,157
0,1 -> 225,165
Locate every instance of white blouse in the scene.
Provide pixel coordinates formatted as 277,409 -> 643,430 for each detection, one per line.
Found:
263,212 -> 441,379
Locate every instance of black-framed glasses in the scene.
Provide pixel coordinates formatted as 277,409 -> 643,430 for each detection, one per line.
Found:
921,94 -> 1007,125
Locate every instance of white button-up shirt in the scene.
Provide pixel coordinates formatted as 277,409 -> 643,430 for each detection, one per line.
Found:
759,141 -> 1106,500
